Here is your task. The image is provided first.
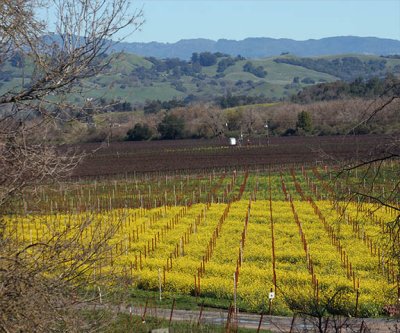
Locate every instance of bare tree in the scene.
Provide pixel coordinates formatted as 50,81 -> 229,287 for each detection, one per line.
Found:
330,82 -> 400,314
282,286 -> 356,333
0,1 -> 143,331
173,104 -> 227,138
0,0 -> 143,204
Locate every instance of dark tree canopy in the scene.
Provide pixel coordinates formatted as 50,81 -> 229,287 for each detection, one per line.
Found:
243,61 -> 267,78
198,52 -> 217,67
126,123 -> 152,141
157,114 -> 185,139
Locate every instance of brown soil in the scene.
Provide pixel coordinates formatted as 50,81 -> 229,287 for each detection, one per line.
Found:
70,135 -> 392,177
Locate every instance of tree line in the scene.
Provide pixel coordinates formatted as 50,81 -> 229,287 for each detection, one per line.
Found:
274,56 -> 392,81
292,74 -> 400,103
95,95 -> 396,143
50,74 -> 399,143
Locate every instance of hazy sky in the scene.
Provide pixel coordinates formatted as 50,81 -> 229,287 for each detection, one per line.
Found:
129,0 -> 400,43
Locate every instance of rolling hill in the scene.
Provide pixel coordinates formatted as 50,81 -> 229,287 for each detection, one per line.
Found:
1,52 -> 400,107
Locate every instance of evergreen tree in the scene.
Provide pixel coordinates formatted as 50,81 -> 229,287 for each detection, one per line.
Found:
296,111 -> 313,134
157,114 -> 185,139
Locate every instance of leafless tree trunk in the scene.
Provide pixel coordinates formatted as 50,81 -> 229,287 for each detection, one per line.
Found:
0,1 -> 143,331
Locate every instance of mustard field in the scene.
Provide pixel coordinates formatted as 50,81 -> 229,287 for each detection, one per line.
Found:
4,164 -> 399,316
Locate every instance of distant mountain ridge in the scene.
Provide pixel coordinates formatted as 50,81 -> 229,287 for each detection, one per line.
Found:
113,36 -> 400,60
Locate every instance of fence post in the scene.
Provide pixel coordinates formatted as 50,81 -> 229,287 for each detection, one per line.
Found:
169,298 -> 175,326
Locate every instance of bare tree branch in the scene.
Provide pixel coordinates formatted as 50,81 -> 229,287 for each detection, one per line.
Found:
0,1 -> 143,331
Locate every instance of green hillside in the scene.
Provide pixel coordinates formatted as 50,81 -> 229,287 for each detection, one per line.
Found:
80,53 -> 338,104
1,52 -> 399,107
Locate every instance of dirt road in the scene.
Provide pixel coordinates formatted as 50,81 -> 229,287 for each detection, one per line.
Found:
125,304 -> 399,332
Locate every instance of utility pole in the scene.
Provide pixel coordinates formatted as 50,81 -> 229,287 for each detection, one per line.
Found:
265,123 -> 269,146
